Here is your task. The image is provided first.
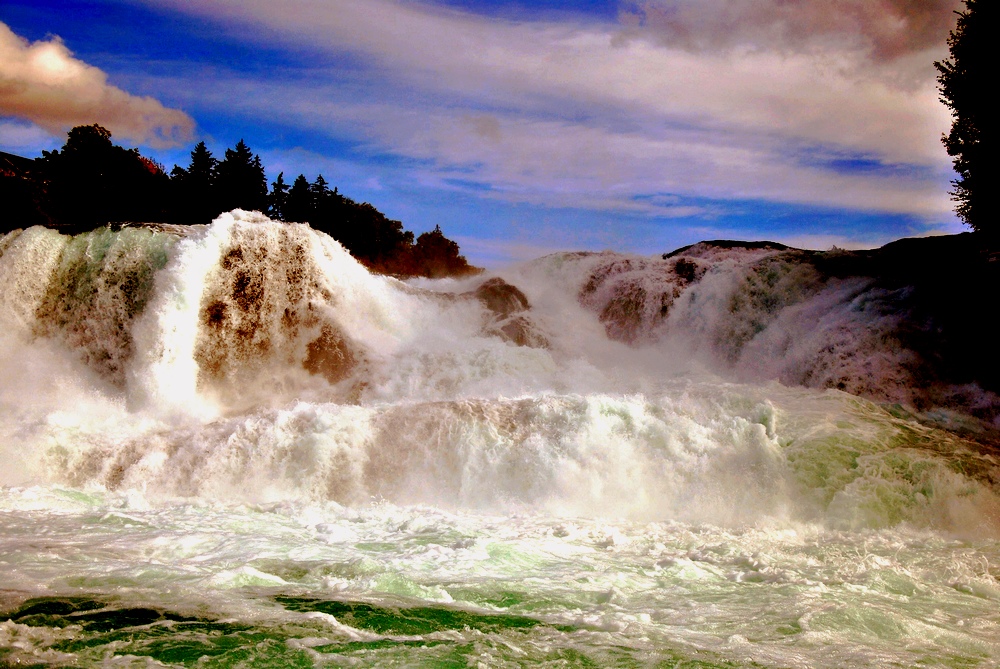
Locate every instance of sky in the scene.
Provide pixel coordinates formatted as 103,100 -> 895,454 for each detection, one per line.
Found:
0,0 -> 965,266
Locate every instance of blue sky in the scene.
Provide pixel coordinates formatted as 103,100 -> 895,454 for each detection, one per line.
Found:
0,0 -> 964,266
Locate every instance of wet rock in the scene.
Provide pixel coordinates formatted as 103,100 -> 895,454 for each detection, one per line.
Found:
464,277 -> 548,348
487,315 -> 549,349
472,277 -> 530,318
304,323 -> 357,384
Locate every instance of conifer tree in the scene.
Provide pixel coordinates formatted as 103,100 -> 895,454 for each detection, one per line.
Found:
216,139 -> 268,213
311,174 -> 331,201
171,141 -> 219,224
268,172 -> 289,220
284,174 -> 313,223
935,0 -> 997,242
187,141 -> 217,188
310,175 -> 336,227
306,174 -> 347,245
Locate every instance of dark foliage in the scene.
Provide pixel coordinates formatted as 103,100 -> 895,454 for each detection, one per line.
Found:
170,141 -> 219,224
283,174 -> 313,224
413,225 -> 470,278
277,174 -> 476,277
935,0 -> 997,241
0,125 -> 478,278
32,124 -> 171,232
216,139 -> 268,214
268,172 -> 289,221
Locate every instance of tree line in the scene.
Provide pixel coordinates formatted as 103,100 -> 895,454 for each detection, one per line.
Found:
0,124 -> 477,278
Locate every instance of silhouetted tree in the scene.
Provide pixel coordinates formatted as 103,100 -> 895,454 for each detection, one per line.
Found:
935,0 -> 997,242
335,201 -> 411,267
309,175 -> 353,243
216,139 -> 267,213
170,141 -> 219,224
311,174 -> 331,201
284,174 -> 313,223
35,124 -> 169,229
413,225 -> 474,278
268,172 -> 289,220
309,174 -> 332,225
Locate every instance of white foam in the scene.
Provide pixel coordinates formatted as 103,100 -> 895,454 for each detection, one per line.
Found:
128,217 -> 234,418
2,216 -> 998,535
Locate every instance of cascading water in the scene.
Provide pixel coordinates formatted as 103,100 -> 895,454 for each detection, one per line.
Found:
2,211 -> 999,667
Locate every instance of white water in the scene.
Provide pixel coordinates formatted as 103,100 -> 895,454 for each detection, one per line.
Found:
2,211 -> 999,667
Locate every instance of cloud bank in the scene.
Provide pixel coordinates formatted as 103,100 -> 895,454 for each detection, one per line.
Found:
152,0 -> 950,160
0,21 -> 193,147
137,0 -> 956,224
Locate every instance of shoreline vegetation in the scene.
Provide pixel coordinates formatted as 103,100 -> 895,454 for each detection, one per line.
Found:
0,124 -> 480,279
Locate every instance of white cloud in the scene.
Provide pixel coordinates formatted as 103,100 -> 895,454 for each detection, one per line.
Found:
150,70 -> 952,218
145,0 -> 950,164
136,0 -> 956,220
0,22 -> 194,147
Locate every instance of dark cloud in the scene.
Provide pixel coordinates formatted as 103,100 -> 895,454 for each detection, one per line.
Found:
620,0 -> 961,60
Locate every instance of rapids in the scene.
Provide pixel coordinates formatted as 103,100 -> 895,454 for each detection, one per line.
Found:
2,211 -> 999,667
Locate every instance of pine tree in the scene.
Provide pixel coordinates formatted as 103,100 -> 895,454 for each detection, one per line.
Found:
935,0 -> 997,242
309,174 -> 351,245
311,174 -> 331,200
284,174 -> 313,223
216,139 -> 268,213
171,141 -> 219,224
187,141 -> 217,189
268,172 -> 289,220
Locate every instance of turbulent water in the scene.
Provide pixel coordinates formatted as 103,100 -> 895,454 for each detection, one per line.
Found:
2,211 -> 1000,667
